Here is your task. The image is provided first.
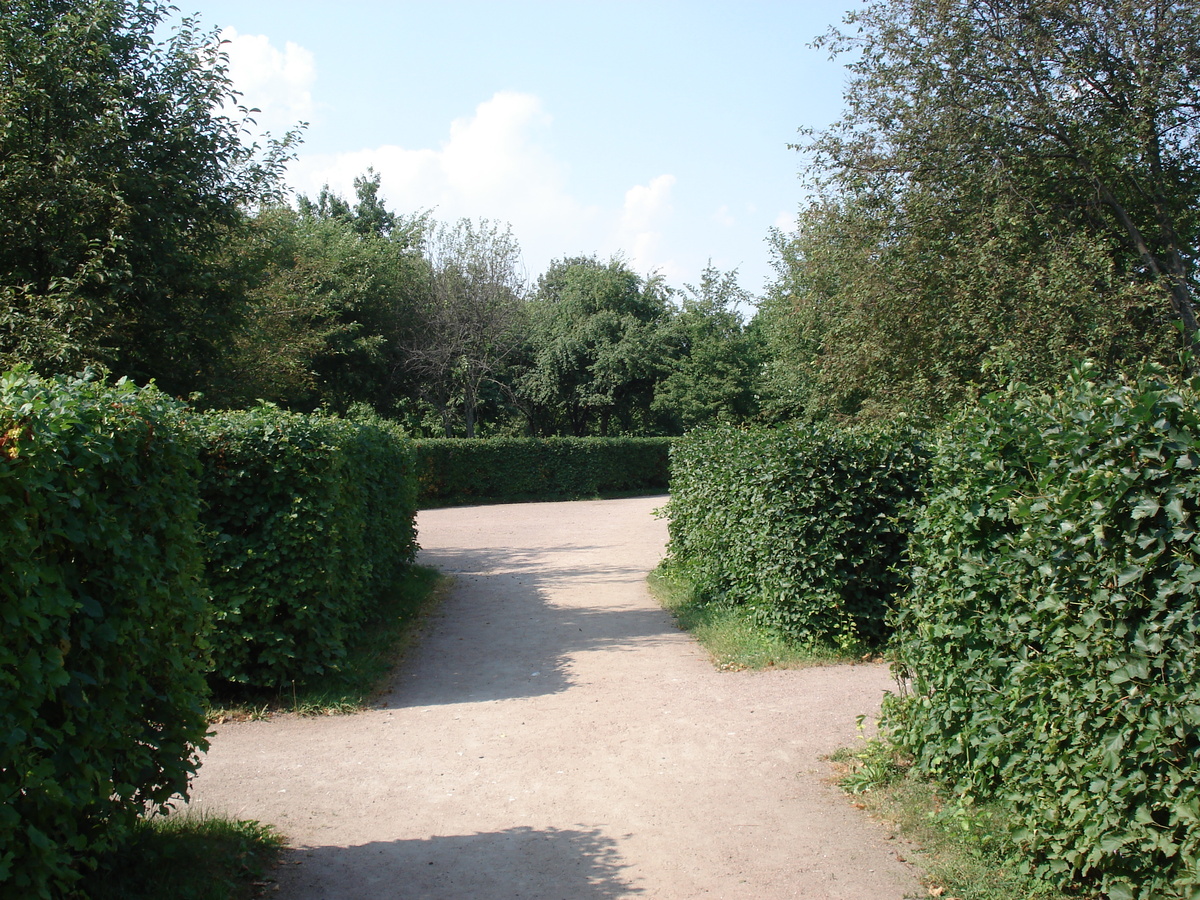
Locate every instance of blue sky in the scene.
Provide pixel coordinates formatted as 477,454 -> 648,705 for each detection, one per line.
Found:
175,1 -> 856,299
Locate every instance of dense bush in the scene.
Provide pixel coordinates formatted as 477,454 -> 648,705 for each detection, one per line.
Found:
414,436 -> 670,506
886,366 -> 1200,899
0,370 -> 210,898
666,424 -> 925,649
197,405 -> 418,688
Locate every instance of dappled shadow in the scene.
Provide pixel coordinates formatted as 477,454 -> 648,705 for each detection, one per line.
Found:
275,825 -> 643,900
382,541 -> 677,708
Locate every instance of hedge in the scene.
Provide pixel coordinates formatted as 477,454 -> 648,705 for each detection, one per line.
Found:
885,366 -> 1200,899
197,405 -> 418,688
665,424 -> 926,649
0,370 -> 210,898
414,436 -> 671,506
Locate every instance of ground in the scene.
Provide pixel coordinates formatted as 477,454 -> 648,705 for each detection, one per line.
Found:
186,496 -> 920,899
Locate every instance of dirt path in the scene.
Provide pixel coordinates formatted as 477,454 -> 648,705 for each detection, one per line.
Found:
187,496 -> 921,899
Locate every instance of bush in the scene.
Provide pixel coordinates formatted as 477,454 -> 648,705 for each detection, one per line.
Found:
197,405 -> 418,689
414,436 -> 670,506
666,423 -> 926,649
885,365 -> 1200,899
0,369 -> 209,898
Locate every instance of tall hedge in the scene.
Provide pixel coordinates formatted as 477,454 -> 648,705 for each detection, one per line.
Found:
414,436 -> 670,506
666,424 -> 926,649
0,370 -> 209,898
886,366 -> 1200,899
197,406 -> 418,688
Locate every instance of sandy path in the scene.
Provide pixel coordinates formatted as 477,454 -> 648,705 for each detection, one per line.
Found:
187,496 -> 920,899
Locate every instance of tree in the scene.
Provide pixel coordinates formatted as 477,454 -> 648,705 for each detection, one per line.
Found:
757,185 -> 1163,423
296,168 -> 420,241
760,0 -> 1196,422
214,203 -> 428,415
652,265 -> 761,431
810,0 -> 1200,352
0,0 -> 295,393
405,219 -> 527,437
519,256 -> 670,436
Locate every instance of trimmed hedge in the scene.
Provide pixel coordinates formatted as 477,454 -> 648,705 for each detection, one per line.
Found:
414,436 -> 671,506
885,366 -> 1200,899
0,370 -> 210,899
197,406 -> 418,688
665,424 -> 926,649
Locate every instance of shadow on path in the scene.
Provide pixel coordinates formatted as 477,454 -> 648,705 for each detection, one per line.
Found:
280,825 -> 642,900
387,540 -> 679,708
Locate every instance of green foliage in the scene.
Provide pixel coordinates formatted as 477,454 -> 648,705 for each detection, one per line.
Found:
652,265 -> 761,431
886,365 -> 1200,899
212,200 -> 429,415
0,0 -> 294,393
648,564 -> 846,670
762,0 -> 1200,424
82,811 -> 283,900
0,369 -> 210,898
758,191 -> 1164,424
414,436 -> 671,506
196,405 -> 418,688
406,218 -> 527,438
519,256 -> 672,436
209,564 -> 446,718
666,424 -> 926,650
833,744 -> 1074,900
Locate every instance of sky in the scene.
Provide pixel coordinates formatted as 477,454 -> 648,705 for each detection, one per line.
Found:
172,1 -> 857,300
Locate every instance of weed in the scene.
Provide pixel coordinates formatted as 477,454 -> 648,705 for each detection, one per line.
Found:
830,741 -> 1090,900
648,564 -> 853,670
80,808 -> 283,900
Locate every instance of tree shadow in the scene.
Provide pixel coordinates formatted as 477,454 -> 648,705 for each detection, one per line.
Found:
382,542 -> 678,708
276,825 -> 643,900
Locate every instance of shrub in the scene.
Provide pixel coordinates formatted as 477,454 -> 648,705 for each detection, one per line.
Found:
885,365 -> 1200,900
0,369 -> 209,898
414,436 -> 670,506
196,405 -> 418,689
666,423 -> 926,649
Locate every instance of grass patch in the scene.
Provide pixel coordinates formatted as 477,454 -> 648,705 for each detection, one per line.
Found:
648,563 -> 852,670
80,809 -> 283,900
209,564 -> 448,719
830,741 -> 1087,900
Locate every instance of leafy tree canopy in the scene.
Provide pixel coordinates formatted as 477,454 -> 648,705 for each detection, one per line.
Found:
519,256 -> 671,436
764,0 -> 1200,422
0,0 -> 297,394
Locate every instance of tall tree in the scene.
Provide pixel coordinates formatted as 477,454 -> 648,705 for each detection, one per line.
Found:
757,185 -> 1162,423
652,265 -> 761,431
405,219 -> 526,437
0,0 -> 295,392
519,256 -> 670,436
214,202 -> 428,415
760,0 -> 1196,423
810,0 -> 1200,355
296,168 -> 420,241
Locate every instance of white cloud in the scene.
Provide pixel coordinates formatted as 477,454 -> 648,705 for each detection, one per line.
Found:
288,92 -> 692,280
615,174 -> 678,277
218,28 -> 315,138
713,204 -> 736,228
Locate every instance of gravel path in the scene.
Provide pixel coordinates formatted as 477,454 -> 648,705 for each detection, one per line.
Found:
187,496 -> 920,899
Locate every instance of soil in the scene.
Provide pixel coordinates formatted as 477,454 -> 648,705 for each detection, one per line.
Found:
186,496 -> 922,899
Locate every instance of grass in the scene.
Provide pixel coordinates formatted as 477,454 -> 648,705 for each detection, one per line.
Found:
208,564 -> 449,719
829,741 -> 1088,900
79,809 -> 284,900
647,563 -> 855,670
